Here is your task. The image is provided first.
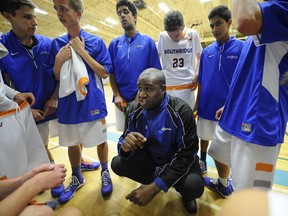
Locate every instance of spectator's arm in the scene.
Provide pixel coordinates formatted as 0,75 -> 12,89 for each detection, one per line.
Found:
0,164 -> 66,216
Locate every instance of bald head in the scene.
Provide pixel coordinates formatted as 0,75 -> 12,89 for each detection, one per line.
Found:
137,68 -> 166,110
138,68 -> 166,87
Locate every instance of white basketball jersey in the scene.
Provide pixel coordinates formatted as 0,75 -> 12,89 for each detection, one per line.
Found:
158,28 -> 202,86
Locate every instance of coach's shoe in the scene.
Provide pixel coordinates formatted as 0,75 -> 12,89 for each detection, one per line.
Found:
51,184 -> 65,198
81,159 -> 100,171
204,177 -> 233,198
199,160 -> 207,175
182,198 -> 197,213
101,169 -> 113,197
58,175 -> 85,204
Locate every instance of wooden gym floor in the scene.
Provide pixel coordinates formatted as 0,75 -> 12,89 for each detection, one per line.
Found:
36,85 -> 288,216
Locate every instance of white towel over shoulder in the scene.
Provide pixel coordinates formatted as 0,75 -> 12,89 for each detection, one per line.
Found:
59,47 -> 89,101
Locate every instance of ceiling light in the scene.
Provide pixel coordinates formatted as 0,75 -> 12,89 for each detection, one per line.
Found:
105,18 -> 118,25
200,0 -> 212,3
82,24 -> 98,32
35,7 -> 48,15
158,2 -> 169,13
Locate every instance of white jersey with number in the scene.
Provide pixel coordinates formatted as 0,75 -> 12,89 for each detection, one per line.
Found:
157,28 -> 202,86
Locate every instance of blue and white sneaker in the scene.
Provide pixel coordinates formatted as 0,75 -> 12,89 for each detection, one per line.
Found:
58,175 -> 85,204
204,177 -> 233,198
81,160 -> 100,171
51,184 -> 65,198
101,169 -> 113,197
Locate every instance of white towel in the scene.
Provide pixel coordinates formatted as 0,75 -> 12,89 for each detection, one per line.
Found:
0,43 -> 8,58
58,47 -> 89,101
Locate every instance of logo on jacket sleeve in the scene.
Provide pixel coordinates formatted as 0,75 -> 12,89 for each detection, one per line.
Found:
161,127 -> 172,131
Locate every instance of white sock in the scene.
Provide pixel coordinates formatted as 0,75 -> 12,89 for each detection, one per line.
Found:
218,177 -> 229,187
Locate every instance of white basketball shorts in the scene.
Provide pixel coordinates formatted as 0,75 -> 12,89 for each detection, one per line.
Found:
0,101 -> 49,178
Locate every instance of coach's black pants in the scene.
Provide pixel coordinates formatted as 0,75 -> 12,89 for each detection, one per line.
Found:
111,149 -> 204,201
